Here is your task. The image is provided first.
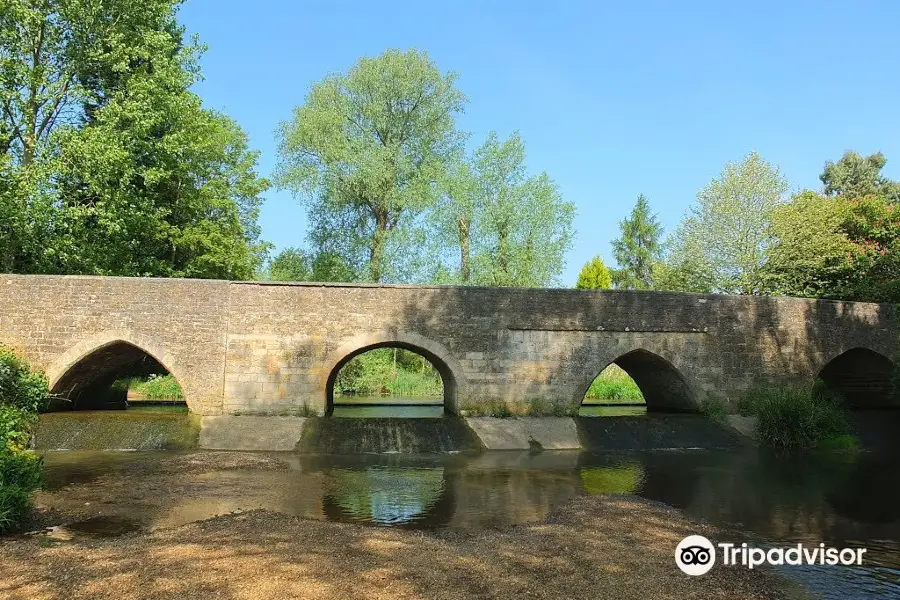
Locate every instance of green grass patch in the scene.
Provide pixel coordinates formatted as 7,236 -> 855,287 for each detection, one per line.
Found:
741,381 -> 857,454
116,375 -> 184,401
583,365 -> 644,404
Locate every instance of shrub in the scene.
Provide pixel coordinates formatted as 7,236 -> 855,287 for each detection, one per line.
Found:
700,396 -> 727,424
0,404 -> 37,454
0,345 -> 48,413
742,383 -> 854,453
0,346 -> 47,533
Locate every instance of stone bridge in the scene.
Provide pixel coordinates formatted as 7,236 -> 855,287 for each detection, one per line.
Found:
0,274 -> 896,416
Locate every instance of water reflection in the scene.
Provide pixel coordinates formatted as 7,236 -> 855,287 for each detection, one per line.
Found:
37,448 -> 900,598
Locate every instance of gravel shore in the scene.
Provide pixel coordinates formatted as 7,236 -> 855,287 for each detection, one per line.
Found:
0,493 -> 789,600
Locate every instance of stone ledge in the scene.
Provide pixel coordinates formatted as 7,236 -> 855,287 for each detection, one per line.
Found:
199,416 -> 307,451
464,417 -> 581,450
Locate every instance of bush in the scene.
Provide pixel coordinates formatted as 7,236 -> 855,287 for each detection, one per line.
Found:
0,345 -> 47,533
0,404 -> 37,454
742,382 -> 854,453
0,345 -> 48,413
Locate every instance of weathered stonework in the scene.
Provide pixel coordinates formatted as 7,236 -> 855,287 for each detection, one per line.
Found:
0,275 -> 896,415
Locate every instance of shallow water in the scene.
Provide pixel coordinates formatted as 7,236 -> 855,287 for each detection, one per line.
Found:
36,446 -> 900,598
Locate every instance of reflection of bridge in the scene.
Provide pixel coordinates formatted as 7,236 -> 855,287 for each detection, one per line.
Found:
1,274 -> 896,415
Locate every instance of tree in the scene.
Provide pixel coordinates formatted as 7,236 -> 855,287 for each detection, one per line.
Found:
762,192 -> 899,302
0,0 -> 270,278
467,132 -> 575,287
435,157 -> 478,283
610,194 -> 664,289
276,49 -> 466,283
660,152 -> 788,294
268,248 -> 313,281
575,256 -> 612,289
820,151 -> 900,203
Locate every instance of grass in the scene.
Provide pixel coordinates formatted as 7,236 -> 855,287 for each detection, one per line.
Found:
583,365 -> 644,404
0,450 -> 43,534
739,381 -> 858,454
112,375 -> 184,401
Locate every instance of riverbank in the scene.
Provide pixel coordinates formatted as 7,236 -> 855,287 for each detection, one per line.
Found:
0,493 -> 787,600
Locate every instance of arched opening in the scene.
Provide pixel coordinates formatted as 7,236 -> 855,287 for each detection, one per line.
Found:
816,348 -> 896,410
326,342 -> 457,418
49,341 -> 186,413
578,349 -> 698,415
579,363 -> 647,416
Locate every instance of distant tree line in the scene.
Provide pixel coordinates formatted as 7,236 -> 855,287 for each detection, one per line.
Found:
576,151 -> 899,303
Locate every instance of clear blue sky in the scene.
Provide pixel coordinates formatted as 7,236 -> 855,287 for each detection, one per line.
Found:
179,0 -> 900,286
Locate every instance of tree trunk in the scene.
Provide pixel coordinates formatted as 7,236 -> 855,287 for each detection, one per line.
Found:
369,208 -> 388,283
458,215 -> 470,284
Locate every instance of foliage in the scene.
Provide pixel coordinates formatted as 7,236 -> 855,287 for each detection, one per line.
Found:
467,132 -> 575,287
575,255 -> 612,290
611,194 -> 665,289
583,365 -> 643,403
741,383 -> 854,453
762,192 -> 900,302
821,151 -> 900,203
0,0 -> 269,278
267,247 -> 313,282
700,396 -> 727,424
0,345 -> 49,414
660,152 -> 788,294
335,348 -> 443,398
276,49 -> 465,283
126,375 -> 183,400
0,346 -> 44,533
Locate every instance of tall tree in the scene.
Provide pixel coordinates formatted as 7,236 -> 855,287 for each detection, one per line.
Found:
575,256 -> 612,289
276,49 -> 466,283
436,157 -> 478,283
0,0 -> 269,278
820,151 -> 900,203
610,194 -> 664,289
467,132 -> 575,287
660,152 -> 788,294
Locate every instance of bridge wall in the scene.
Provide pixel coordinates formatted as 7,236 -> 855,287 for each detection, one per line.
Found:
0,275 -> 896,415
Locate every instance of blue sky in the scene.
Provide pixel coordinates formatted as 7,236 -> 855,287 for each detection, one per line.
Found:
179,0 -> 900,286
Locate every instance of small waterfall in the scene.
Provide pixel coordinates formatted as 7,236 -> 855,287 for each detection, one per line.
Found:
297,417 -> 483,454
34,411 -> 200,451
576,414 -> 742,451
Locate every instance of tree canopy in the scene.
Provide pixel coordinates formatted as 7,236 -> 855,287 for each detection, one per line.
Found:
0,0 -> 269,278
659,152 -> 788,294
575,256 -> 612,290
820,151 -> 900,203
276,49 -> 466,283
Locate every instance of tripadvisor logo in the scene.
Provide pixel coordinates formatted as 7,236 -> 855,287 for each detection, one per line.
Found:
675,535 -> 867,576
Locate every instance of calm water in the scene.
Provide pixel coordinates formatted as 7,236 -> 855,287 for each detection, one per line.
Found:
37,447 -> 900,599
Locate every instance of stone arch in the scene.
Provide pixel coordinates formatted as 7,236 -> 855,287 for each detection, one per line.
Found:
816,347 -> 895,409
575,348 -> 699,412
321,330 -> 463,415
47,330 -> 193,411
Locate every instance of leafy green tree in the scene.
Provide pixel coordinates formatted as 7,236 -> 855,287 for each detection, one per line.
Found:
610,194 -> 664,289
468,132 -> 575,287
0,0 -> 269,278
267,248 -> 313,281
660,152 -> 788,294
575,255 -> 612,289
436,157 -> 478,283
761,192 -> 899,302
821,151 -> 900,203
276,49 -> 466,283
